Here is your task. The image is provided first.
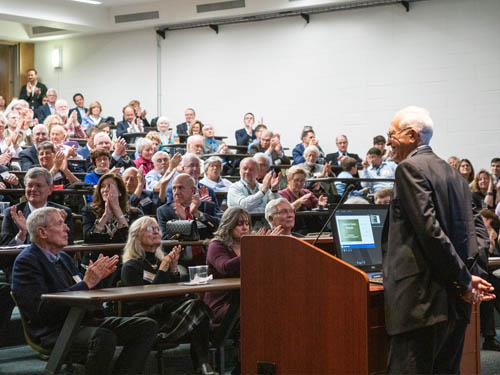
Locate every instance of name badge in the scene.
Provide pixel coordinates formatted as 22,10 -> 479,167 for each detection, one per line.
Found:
143,270 -> 156,283
140,197 -> 153,206
72,275 -> 82,283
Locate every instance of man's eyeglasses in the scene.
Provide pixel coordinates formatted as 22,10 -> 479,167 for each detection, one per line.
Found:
387,127 -> 411,140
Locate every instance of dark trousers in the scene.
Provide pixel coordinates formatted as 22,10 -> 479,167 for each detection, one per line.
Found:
388,319 -> 467,375
0,283 -> 15,345
70,316 -> 158,375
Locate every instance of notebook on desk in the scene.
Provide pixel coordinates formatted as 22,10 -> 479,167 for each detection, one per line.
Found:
331,204 -> 388,283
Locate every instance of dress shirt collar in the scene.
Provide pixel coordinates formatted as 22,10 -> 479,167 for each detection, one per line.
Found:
37,245 -> 61,263
28,202 -> 47,214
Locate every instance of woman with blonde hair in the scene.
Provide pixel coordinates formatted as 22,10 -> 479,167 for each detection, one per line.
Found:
470,169 -> 497,210
121,216 -> 215,375
82,101 -> 104,128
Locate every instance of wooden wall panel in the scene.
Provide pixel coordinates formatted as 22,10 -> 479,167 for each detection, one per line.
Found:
19,42 -> 35,87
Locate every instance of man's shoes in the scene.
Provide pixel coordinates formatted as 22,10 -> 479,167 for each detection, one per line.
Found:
200,362 -> 219,375
483,337 -> 500,351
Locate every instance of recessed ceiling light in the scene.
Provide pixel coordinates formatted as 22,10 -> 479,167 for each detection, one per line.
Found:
72,0 -> 102,5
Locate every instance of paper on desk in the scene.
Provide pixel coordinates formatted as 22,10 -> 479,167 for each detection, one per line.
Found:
183,274 -> 213,285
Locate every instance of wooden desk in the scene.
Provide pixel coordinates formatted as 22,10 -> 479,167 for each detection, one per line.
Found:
11,170 -> 88,181
0,240 -> 208,256
201,153 -> 248,160
41,278 -> 240,374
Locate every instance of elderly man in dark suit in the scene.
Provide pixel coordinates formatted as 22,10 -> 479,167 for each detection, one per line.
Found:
0,168 -> 73,246
34,88 -> 57,123
11,206 -> 158,375
325,134 -> 362,169
19,124 -> 49,170
158,173 -> 219,240
383,106 -> 494,374
176,107 -> 196,136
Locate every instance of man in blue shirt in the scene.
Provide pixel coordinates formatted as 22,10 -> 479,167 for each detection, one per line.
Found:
359,147 -> 396,193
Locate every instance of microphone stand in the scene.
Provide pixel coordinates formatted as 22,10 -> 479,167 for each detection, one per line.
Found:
312,184 -> 355,247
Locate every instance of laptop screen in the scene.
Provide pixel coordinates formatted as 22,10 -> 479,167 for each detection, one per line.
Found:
331,204 -> 388,273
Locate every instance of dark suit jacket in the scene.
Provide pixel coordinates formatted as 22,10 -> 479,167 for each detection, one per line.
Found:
382,147 -> 476,336
235,128 -> 256,146
166,182 -> 220,211
19,145 -> 39,171
325,151 -> 362,166
1,202 -> 73,246
68,107 -> 88,124
129,190 -> 162,216
157,201 -> 219,240
176,122 -> 189,136
19,82 -> 47,109
116,120 -> 132,138
11,243 -> 89,347
34,104 -> 53,123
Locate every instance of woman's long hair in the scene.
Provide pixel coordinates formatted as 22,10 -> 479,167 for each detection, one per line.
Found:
122,216 -> 164,264
211,207 -> 251,247
90,173 -> 129,217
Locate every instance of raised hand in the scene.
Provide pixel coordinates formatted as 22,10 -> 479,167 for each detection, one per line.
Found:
114,137 -> 127,156
174,202 -> 187,220
0,150 -> 12,166
462,275 -> 495,304
169,152 -> 182,171
84,254 -> 119,289
270,171 -> 282,191
190,193 -> 201,216
261,171 -> 273,193
53,151 -> 65,171
10,206 -> 27,234
198,185 -> 211,202
318,195 -> 328,207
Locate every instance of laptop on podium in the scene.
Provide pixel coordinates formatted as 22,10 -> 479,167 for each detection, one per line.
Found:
330,204 -> 388,283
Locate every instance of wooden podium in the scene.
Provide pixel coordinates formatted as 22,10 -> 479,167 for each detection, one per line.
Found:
240,236 -> 479,374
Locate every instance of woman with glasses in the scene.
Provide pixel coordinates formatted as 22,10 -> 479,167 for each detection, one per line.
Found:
82,101 -> 104,128
279,166 -> 327,211
121,216 -> 215,375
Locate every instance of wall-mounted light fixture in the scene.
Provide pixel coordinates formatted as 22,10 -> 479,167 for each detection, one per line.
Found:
52,48 -> 62,69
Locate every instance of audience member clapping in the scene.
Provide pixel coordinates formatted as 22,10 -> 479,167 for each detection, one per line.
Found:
34,88 -> 57,123
1,167 -> 73,246
145,151 -> 180,194
157,173 -> 219,241
202,123 -> 227,154
292,127 -> 324,165
55,99 -> 84,138
123,166 -> 162,215
38,141 -> 79,186
156,116 -> 177,145
84,149 -> 115,187
68,92 -> 87,124
117,105 -> 143,138
265,198 -> 298,236
93,132 -> 134,170
134,138 -> 155,175
145,131 -> 161,153
82,173 -> 142,244
235,112 -> 256,146
0,113 -> 22,157
228,157 -> 281,214
120,216 -> 215,375
5,110 -> 30,150
128,99 -> 150,127
186,135 -> 204,156
81,101 -> 104,128
279,166 -> 327,211
252,152 -> 270,183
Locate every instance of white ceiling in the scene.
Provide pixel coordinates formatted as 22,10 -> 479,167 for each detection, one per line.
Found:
0,0 -> 420,42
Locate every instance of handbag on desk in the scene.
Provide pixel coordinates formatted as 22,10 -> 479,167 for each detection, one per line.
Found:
164,220 -> 199,241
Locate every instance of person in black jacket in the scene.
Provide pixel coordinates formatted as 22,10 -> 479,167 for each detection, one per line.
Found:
18,69 -> 47,110
121,216 -> 215,375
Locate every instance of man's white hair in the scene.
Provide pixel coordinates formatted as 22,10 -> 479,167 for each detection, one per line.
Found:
265,198 -> 293,228
181,152 -> 201,167
187,134 -> 204,144
304,145 -> 320,158
393,106 -> 434,145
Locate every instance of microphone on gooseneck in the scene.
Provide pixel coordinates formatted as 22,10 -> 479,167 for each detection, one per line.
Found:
312,184 -> 355,247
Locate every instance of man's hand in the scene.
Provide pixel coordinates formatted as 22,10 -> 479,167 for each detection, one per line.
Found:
318,195 -> 328,207
114,137 -> 127,157
169,153 -> 182,171
10,206 -> 27,242
319,161 -> 333,178
190,193 -> 201,217
270,171 -> 282,191
4,173 -> 19,186
83,254 -> 119,289
261,171 -> 273,193
174,202 -> 187,220
462,275 -> 495,304
198,185 -> 212,202
0,150 -> 12,165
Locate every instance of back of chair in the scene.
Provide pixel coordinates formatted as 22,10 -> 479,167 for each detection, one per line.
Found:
10,291 -> 51,358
